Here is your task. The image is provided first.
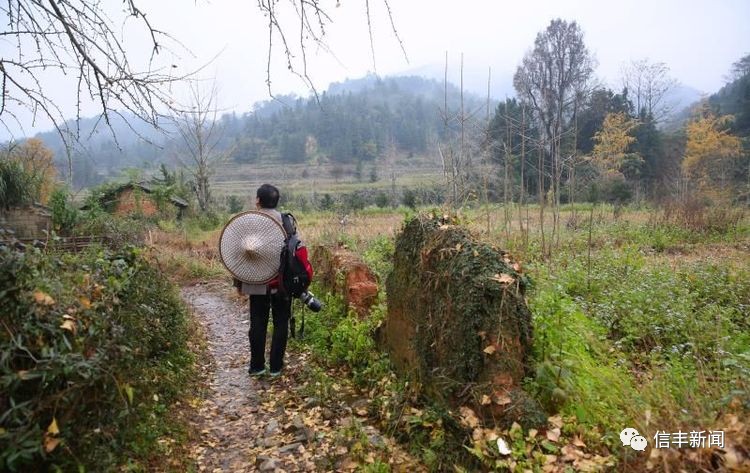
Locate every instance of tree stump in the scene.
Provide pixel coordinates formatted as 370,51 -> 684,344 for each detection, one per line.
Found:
382,214 -> 545,428
310,246 -> 379,317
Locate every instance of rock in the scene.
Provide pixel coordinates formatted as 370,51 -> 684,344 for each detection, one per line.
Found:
303,397 -> 320,408
364,426 -> 384,448
311,246 -> 379,317
264,419 -> 279,435
338,416 -> 354,428
321,408 -> 335,420
294,427 -> 315,443
258,458 -> 279,471
262,436 -> 280,448
351,399 -> 369,416
278,442 -> 302,454
382,215 -> 544,429
292,414 -> 305,430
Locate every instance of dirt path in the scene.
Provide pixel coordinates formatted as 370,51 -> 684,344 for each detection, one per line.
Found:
180,282 -> 421,472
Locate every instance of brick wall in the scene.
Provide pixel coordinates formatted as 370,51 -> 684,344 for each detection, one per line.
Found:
114,189 -> 159,217
0,207 -> 52,238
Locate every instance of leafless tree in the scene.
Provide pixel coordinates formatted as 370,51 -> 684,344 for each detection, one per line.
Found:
620,58 -> 677,122
257,0 -> 407,100
438,52 -> 487,209
173,84 -> 231,212
1,0 -> 406,183
513,19 -> 595,254
0,1 -> 187,140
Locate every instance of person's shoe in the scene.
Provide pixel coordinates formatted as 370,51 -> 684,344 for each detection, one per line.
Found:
268,369 -> 282,378
248,367 -> 266,377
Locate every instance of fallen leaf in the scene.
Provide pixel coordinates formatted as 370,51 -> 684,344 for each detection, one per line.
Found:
47,418 -> 59,435
44,436 -> 60,453
527,428 -> 538,440
572,436 -> 586,448
480,395 -> 492,405
17,370 -> 33,380
512,262 -> 522,272
79,297 -> 91,309
490,273 -> 516,284
546,427 -> 561,442
548,415 -> 564,429
33,290 -> 55,306
483,345 -> 497,355
494,393 -> 512,406
459,406 -> 480,429
496,437 -> 512,455
60,320 -> 76,332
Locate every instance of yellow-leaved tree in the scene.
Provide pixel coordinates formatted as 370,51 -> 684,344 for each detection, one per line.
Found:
592,112 -> 641,177
682,105 -> 742,201
5,138 -> 58,204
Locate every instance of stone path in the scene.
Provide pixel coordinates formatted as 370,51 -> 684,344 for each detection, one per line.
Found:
180,283 -> 422,472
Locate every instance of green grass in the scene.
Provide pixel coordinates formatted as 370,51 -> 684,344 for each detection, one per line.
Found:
291,204 -> 750,470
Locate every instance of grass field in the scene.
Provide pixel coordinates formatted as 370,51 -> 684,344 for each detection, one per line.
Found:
210,154 -> 446,201
156,202 -> 749,470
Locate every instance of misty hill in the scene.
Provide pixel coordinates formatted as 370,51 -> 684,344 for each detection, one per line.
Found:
709,72 -> 750,136
29,75 -> 489,187
231,75 -> 489,165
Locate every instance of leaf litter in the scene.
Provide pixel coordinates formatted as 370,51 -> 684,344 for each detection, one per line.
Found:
178,283 -> 422,472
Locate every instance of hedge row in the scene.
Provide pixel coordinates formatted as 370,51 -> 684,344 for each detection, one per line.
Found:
0,244 -> 192,471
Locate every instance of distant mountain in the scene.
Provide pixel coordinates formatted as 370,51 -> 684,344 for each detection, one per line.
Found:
233,75 -> 490,165
709,72 -> 750,136
23,74 -> 487,187
664,84 -> 704,115
397,63 -> 516,100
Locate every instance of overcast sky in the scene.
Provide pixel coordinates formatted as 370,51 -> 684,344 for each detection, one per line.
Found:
2,0 -> 749,139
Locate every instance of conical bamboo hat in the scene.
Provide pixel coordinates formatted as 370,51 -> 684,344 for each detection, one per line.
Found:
219,211 -> 287,284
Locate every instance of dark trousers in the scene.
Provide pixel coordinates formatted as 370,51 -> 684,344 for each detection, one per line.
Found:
249,292 -> 291,372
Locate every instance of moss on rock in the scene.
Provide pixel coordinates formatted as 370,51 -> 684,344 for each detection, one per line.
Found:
383,214 -> 544,428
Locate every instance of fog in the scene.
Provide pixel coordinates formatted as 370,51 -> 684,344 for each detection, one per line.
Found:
1,0 -> 749,139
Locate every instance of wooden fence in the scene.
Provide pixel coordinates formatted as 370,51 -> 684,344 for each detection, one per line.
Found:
0,235 -> 113,253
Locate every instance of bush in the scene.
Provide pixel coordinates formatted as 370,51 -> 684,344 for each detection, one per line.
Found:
74,211 -> 147,247
319,193 -> 335,211
401,189 -> 417,209
48,187 -> 79,235
0,245 -> 192,471
226,195 -> 244,214
374,192 -> 389,208
0,159 -> 40,210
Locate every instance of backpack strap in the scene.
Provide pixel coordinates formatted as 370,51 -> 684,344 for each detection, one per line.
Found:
281,212 -> 297,237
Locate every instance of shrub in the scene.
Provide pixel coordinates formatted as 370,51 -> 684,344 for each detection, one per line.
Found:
0,245 -> 192,471
74,211 -> 147,247
0,159 -> 40,210
48,187 -> 79,235
319,193 -> 335,211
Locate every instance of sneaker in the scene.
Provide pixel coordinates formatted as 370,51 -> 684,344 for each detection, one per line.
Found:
248,367 -> 266,377
268,370 -> 282,378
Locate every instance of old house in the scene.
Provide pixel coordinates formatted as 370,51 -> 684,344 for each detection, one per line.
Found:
92,183 -> 188,219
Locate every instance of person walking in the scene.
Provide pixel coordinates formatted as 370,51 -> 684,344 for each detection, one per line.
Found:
233,184 -> 313,378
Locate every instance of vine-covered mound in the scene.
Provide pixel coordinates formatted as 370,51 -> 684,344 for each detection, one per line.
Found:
383,214 -> 543,427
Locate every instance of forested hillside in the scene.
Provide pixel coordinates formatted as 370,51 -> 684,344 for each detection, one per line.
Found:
231,75 -> 484,164
32,75 -> 486,188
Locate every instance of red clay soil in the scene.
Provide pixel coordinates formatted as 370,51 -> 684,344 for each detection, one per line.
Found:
310,246 -> 379,317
